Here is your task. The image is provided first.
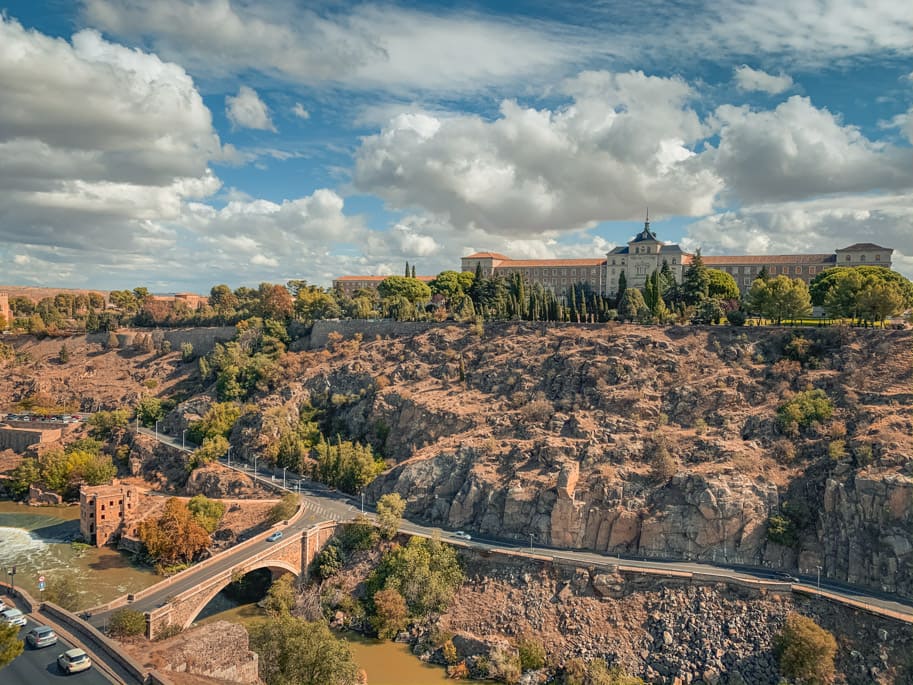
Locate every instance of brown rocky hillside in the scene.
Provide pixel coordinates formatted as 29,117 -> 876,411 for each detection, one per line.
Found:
238,322 -> 912,598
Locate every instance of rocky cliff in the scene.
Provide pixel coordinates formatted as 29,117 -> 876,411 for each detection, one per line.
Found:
247,323 -> 912,598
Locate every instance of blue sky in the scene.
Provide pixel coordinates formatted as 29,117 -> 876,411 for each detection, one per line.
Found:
0,0 -> 910,292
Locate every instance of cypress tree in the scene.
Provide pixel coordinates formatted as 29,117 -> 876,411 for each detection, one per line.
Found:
404,261 -> 410,278
616,271 -> 627,308
411,265 -> 416,279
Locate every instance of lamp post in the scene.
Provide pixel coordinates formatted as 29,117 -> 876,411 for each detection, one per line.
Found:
227,446 -> 232,467
283,466 -> 287,490
154,420 -> 159,441
816,565 -> 822,590
361,492 -> 365,514
7,566 -> 16,595
529,533 -> 534,553
253,454 -> 258,478
182,429 -> 187,450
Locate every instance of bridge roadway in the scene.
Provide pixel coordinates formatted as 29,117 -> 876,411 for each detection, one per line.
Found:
106,427 -> 912,626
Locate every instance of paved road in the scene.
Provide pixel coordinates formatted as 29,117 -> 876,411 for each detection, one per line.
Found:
133,427 -> 913,622
2,617 -> 111,685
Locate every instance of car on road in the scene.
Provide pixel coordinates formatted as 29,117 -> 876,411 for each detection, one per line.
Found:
775,572 -> 800,583
26,625 -> 58,648
0,608 -> 27,626
58,648 -> 92,674
453,531 -> 472,540
266,531 -> 283,542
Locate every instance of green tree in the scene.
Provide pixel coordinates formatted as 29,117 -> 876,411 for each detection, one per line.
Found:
0,622 -> 24,668
705,269 -> 740,300
190,436 -> 230,469
617,288 -> 646,322
87,409 -> 129,439
777,389 -> 834,435
366,535 -> 463,617
136,396 -> 164,427
108,609 -> 147,637
615,271 -> 627,308
858,280 -> 905,325
258,283 -> 294,320
774,613 -> 837,685
267,493 -> 299,524
7,457 -> 41,499
180,342 -> 194,362
810,265 -> 913,308
376,492 -> 406,538
187,494 -> 226,533
517,636 -> 547,670
378,275 -> 432,303
372,588 -> 409,639
746,275 -> 812,324
681,249 -> 710,305
262,574 -> 298,617
209,284 -> 239,322
249,615 -> 360,685
58,343 -> 70,363
189,402 -> 242,442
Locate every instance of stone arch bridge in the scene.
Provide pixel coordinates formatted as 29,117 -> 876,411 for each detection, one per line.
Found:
87,520 -> 339,638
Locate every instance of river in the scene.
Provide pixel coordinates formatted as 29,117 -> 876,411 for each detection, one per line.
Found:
198,599 -> 452,685
0,500 -> 157,610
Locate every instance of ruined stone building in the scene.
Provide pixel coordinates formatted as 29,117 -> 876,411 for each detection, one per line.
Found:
79,482 -> 144,547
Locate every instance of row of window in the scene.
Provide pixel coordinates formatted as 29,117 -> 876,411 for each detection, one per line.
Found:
845,254 -> 881,262
498,268 -> 600,278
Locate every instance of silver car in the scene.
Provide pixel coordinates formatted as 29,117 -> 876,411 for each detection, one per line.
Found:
0,608 -> 27,626
27,625 -> 58,648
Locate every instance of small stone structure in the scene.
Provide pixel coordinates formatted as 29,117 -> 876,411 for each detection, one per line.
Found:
79,482 -> 147,546
147,620 -> 259,683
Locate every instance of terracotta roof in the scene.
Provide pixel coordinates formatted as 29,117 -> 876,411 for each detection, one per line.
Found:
463,252 -> 511,260
838,243 -> 890,251
698,254 -> 836,265
494,258 -> 606,267
334,275 -> 434,282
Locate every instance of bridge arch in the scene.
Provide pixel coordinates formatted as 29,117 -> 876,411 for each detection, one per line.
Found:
182,559 -> 300,629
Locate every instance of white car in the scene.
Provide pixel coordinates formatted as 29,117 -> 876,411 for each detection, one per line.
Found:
453,531 -> 472,540
0,608 -> 27,626
58,648 -> 92,674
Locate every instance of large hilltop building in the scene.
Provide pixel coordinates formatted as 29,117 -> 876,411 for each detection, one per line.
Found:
334,217 -> 894,300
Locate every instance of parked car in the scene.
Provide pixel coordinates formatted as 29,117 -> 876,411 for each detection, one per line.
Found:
58,648 -> 92,674
266,531 -> 283,542
26,625 -> 58,648
0,608 -> 27,626
453,531 -> 472,540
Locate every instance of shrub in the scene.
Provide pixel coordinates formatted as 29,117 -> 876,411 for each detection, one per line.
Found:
442,639 -> 458,665
154,623 -> 183,641
774,613 -> 837,685
187,494 -> 226,533
180,342 -> 194,362
519,393 -> 553,424
726,310 -> 747,326
827,440 -> 846,461
517,636 -> 546,670
376,493 -> 406,539
314,543 -> 344,580
371,588 -> 409,639
777,389 -> 834,433
108,609 -> 146,637
766,514 -> 797,546
267,493 -> 298,524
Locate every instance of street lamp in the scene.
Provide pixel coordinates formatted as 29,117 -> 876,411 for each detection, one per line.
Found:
154,420 -> 159,440
816,565 -> 822,590
361,491 -> 365,514
7,566 -> 16,595
283,466 -> 287,489
253,454 -> 258,478
182,429 -> 187,450
529,533 -> 534,553
227,446 -> 232,467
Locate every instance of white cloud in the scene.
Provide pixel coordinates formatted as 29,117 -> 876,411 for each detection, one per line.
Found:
226,86 -> 276,131
354,70 -> 721,238
733,65 -> 793,94
709,96 -> 913,204
82,0 -> 590,94
292,103 -> 310,120
682,192 -> 913,279
0,16 -> 221,251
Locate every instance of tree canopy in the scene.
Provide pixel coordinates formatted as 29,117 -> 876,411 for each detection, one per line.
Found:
377,276 -> 432,303
138,497 -> 211,568
249,616 -> 360,685
774,613 -> 837,685
746,275 -> 812,324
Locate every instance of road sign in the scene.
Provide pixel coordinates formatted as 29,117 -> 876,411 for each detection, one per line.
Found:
38,575 -> 45,583
38,582 -> 46,591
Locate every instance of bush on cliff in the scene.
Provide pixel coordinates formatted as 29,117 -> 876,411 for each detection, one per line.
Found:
774,613 -> 837,685
108,609 -> 146,637
187,494 -> 226,533
267,493 -> 299,524
777,390 -> 834,436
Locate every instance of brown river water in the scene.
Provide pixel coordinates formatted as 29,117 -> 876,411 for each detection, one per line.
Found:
0,500 -> 157,609
198,599 -> 452,684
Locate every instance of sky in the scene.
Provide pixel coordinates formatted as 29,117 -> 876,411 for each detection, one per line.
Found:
0,0 -> 911,293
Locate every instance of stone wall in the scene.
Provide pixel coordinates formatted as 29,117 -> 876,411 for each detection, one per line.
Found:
0,426 -> 60,452
149,620 -> 258,684
88,326 -> 236,355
